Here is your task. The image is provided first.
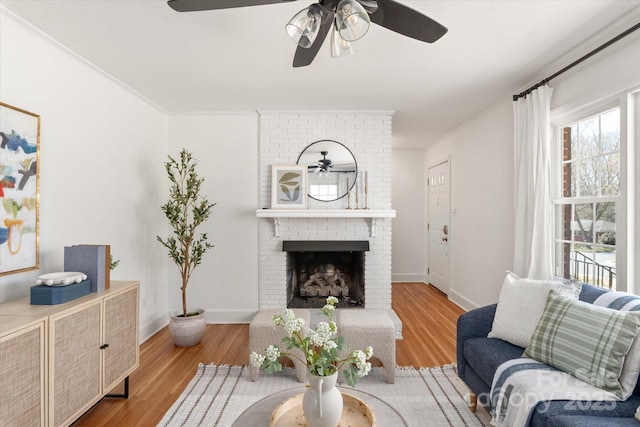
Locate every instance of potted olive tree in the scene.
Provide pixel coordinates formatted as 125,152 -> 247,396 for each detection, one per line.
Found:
157,149 -> 216,347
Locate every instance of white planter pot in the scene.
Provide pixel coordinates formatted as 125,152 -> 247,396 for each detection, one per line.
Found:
169,308 -> 206,347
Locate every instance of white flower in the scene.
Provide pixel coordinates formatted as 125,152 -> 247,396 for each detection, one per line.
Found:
309,321 -> 333,346
324,339 -> 338,351
249,351 -> 265,367
273,309 -> 305,335
358,361 -> 372,377
321,303 -> 336,317
273,309 -> 294,328
352,349 -> 367,366
265,345 -> 280,362
365,346 -> 373,359
284,316 -> 305,335
329,321 -> 337,334
327,296 -> 339,305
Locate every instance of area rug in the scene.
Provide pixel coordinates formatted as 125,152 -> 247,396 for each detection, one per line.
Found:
158,364 -> 491,427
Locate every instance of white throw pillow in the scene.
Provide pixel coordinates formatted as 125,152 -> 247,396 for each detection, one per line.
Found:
487,271 -> 582,348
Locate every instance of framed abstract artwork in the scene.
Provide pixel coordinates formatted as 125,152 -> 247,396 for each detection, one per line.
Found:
0,102 -> 40,275
271,164 -> 307,209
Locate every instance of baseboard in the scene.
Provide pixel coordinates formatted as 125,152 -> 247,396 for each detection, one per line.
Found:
392,273 -> 427,283
447,289 -> 482,312
139,310 -> 254,344
139,313 -> 168,344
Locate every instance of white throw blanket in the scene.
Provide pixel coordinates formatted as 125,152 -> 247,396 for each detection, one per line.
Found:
490,358 -> 618,427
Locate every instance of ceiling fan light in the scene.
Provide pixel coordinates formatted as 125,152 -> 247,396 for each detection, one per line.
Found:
331,26 -> 357,57
286,5 -> 322,48
335,0 -> 370,42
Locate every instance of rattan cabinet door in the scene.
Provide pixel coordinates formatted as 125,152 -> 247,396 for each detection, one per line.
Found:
102,285 -> 139,391
0,320 -> 46,427
50,301 -> 102,427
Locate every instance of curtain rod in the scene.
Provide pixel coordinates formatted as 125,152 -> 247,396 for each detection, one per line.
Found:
513,22 -> 640,101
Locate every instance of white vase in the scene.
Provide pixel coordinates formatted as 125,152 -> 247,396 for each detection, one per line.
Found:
169,308 -> 206,347
302,372 -> 343,427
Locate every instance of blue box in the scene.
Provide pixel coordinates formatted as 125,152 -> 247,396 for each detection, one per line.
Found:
30,279 -> 91,305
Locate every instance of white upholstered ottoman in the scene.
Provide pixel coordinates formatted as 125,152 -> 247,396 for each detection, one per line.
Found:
249,308 -> 310,383
336,309 -> 396,384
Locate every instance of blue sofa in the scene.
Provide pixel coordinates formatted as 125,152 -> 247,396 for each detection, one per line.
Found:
456,283 -> 640,427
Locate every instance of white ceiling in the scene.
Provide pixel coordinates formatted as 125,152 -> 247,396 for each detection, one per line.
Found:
2,0 -> 639,149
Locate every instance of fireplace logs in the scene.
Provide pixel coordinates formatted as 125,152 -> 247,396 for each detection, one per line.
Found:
299,264 -> 349,297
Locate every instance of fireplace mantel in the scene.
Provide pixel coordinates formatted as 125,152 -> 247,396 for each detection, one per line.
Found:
256,209 -> 396,237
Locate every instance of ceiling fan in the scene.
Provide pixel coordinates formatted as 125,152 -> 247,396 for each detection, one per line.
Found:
309,151 -> 356,175
311,151 -> 332,174
167,0 -> 447,67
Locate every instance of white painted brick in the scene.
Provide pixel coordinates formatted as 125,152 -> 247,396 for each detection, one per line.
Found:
257,111 -> 393,309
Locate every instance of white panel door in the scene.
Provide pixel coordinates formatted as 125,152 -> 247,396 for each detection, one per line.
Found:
427,161 -> 451,294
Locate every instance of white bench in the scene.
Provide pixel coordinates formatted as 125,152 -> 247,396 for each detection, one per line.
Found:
249,309 -> 310,383
336,309 -> 396,384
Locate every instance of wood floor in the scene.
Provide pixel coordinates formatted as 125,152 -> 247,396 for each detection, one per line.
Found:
73,283 -> 464,426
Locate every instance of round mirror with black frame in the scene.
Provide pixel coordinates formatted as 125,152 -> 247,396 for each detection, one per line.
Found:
297,140 -> 357,202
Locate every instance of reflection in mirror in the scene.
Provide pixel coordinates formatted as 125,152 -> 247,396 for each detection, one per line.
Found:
297,140 -> 357,202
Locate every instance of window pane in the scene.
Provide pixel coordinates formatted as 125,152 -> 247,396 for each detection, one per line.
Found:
573,203 -> 593,243
569,123 -> 578,160
569,243 -> 596,284
556,108 -> 619,290
562,161 -> 572,197
309,184 -> 337,201
577,116 -> 599,159
561,242 -> 572,280
595,202 -> 616,245
577,159 -> 598,197
600,153 -> 620,196
600,109 -> 620,154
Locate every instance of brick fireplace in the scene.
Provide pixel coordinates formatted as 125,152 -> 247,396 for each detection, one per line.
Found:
284,240 -> 369,308
256,111 -> 394,312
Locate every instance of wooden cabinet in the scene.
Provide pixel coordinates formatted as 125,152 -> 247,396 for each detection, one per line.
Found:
0,316 -> 47,427
102,286 -> 139,393
0,281 -> 139,427
49,300 -> 102,426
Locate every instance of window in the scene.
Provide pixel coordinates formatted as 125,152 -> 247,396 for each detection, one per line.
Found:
555,108 -> 619,289
309,184 -> 338,201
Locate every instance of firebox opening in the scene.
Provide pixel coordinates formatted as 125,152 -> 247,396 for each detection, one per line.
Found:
283,241 -> 368,309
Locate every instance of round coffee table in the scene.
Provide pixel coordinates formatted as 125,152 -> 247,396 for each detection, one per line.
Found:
231,386 -> 408,426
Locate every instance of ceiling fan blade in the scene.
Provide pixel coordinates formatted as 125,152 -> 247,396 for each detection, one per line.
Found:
369,0 -> 447,43
168,0 -> 297,12
292,6 -> 335,68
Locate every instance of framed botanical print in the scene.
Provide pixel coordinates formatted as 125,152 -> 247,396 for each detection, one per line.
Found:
271,164 -> 307,209
0,102 -> 40,275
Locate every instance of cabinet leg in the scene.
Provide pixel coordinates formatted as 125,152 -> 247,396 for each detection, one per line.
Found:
105,376 -> 129,399
469,392 -> 477,413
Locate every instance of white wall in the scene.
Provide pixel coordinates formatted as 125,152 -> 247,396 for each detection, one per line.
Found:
0,10 -> 169,341
424,16 -> 640,310
392,150 -> 426,283
4,4 -> 636,334
166,113 -> 259,322
425,100 -> 515,309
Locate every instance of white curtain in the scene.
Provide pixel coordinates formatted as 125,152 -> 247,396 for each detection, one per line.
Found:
512,85 -> 554,279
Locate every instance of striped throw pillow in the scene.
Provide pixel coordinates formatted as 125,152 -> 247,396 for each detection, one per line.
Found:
524,290 -> 640,398
594,291 -> 640,399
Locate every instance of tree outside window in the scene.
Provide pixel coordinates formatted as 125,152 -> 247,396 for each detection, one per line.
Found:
557,108 -> 619,289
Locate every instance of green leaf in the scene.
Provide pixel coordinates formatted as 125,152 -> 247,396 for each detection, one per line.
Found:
157,148 -> 216,317
280,184 -> 292,200
279,172 -> 300,183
